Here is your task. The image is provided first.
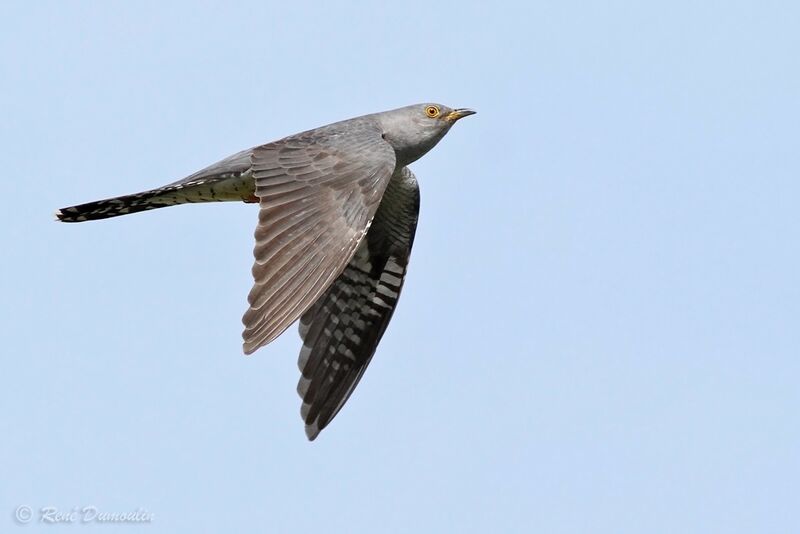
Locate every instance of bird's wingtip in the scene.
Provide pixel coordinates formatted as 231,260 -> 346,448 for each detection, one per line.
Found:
305,425 -> 320,441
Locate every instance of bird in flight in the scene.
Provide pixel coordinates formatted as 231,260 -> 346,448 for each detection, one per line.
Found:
56,103 -> 476,440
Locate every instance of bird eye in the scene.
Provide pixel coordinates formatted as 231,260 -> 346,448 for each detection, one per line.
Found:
425,105 -> 440,118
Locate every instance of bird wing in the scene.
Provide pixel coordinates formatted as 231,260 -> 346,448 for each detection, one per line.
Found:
295,168 -> 420,440
242,121 -> 396,354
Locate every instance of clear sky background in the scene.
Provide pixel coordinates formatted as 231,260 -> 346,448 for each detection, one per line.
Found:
1,1 -> 798,532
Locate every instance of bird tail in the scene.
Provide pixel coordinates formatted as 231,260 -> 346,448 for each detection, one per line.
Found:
55,174 -> 258,223
55,185 -> 190,222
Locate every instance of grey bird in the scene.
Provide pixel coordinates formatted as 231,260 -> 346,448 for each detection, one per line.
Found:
56,103 -> 476,440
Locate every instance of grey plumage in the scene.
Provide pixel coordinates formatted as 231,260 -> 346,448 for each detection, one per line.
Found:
56,149 -> 256,221
297,167 -> 419,440
56,103 -> 475,440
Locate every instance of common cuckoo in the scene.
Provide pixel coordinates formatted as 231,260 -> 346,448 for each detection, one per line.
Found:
56,103 -> 475,440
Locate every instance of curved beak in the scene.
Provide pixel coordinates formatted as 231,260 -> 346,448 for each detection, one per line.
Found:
445,108 -> 477,122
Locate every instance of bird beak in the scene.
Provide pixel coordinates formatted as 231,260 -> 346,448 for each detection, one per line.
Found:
445,108 -> 477,122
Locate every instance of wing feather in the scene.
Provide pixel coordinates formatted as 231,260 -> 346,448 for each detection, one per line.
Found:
296,168 -> 420,439
241,121 -> 395,354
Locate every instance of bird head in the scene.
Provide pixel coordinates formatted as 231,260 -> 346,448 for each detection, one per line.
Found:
377,103 -> 476,167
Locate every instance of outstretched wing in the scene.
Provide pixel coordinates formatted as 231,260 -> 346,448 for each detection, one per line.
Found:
242,121 -> 396,354
296,168 -> 420,440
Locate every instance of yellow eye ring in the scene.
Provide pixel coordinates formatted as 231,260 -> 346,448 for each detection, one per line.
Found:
425,105 -> 440,118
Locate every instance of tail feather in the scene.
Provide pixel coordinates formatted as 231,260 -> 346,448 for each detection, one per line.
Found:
55,186 -> 190,223
55,172 -> 258,223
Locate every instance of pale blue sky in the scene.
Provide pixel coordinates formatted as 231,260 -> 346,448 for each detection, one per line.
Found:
1,1 -> 798,532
